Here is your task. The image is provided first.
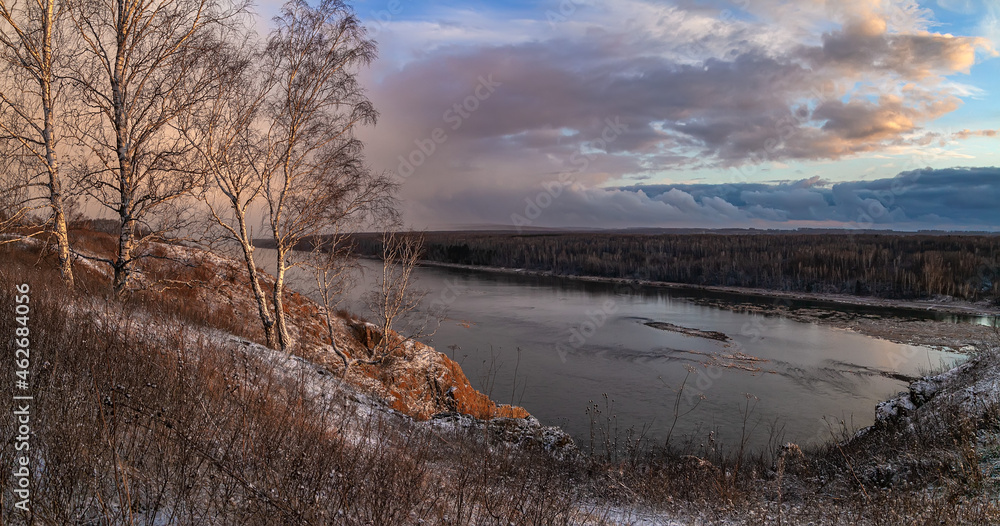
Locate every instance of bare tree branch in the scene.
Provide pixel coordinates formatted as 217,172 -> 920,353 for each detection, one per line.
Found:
64,0 -> 250,295
176,38 -> 280,347
258,0 -> 392,352
363,230 -> 430,363
0,0 -> 75,286
305,227 -> 357,371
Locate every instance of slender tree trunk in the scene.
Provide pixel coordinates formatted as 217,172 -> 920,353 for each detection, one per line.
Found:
42,90 -> 73,289
236,213 -> 276,348
40,0 -> 73,288
272,247 -> 291,351
111,25 -> 133,296
114,216 -> 135,295
326,321 -> 350,372
50,200 -> 73,288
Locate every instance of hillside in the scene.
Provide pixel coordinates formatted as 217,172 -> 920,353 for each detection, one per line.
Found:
3,226 -> 1000,525
57,227 -> 536,422
0,228 -> 589,524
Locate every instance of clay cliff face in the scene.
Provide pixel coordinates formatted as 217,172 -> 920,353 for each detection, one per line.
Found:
283,295 -> 529,420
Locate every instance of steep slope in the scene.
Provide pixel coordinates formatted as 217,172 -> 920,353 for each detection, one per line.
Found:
0,232 -> 586,524
66,227 -> 530,422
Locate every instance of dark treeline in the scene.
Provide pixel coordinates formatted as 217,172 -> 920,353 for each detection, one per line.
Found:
349,232 -> 1000,302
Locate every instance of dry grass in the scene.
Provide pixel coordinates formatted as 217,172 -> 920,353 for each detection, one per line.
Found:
0,240 -> 581,525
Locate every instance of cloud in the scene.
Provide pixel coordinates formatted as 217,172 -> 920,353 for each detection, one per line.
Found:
805,15 -> 994,79
354,0 -> 998,228
953,129 -> 999,139
410,167 -> 1000,231
626,166 -> 1000,228
366,3 -> 989,157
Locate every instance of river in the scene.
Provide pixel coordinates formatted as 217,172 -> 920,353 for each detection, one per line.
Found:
262,250 -> 968,453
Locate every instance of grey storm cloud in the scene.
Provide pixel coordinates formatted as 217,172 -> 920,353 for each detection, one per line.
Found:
624,167 -> 1000,227
415,167 -> 1000,230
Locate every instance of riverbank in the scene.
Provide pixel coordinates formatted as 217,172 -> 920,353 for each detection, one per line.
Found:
416,260 -> 999,352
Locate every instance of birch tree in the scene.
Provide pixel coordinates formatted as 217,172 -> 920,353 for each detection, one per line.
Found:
307,228 -> 356,370
176,42 -> 279,347
260,0 -> 391,352
364,230 -> 427,362
65,0 -> 246,295
0,0 -> 74,286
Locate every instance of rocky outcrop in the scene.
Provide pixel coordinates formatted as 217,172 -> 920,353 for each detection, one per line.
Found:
858,352 -> 998,439
337,322 -> 531,420
838,352 -> 1000,490
428,412 -> 579,460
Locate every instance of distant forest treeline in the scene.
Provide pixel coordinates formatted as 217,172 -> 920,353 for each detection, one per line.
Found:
348,232 -> 1000,302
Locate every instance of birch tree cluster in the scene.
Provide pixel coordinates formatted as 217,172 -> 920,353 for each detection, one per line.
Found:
0,0 -> 395,352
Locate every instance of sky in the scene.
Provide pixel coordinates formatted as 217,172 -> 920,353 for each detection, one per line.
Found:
258,0 -> 1000,231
